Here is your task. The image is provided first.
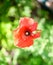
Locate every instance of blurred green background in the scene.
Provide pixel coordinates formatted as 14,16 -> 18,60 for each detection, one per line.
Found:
0,0 -> 53,65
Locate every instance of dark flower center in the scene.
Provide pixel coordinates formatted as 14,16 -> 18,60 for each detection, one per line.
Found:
25,31 -> 30,36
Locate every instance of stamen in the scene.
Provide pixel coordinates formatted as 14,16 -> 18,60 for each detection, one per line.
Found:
25,31 -> 30,36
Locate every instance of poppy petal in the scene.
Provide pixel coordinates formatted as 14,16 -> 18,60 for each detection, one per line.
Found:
29,22 -> 38,31
15,37 -> 33,48
32,32 -> 41,38
20,17 -> 38,31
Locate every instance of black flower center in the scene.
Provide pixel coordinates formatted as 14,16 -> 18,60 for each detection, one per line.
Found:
25,31 -> 30,36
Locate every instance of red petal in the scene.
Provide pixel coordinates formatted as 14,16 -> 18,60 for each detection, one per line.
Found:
19,17 -> 38,31
15,36 -> 33,48
29,22 -> 38,31
32,32 -> 40,39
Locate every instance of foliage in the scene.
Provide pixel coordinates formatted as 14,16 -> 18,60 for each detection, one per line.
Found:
0,0 -> 53,65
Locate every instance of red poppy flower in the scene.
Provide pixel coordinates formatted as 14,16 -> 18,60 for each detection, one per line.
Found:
13,17 -> 41,48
